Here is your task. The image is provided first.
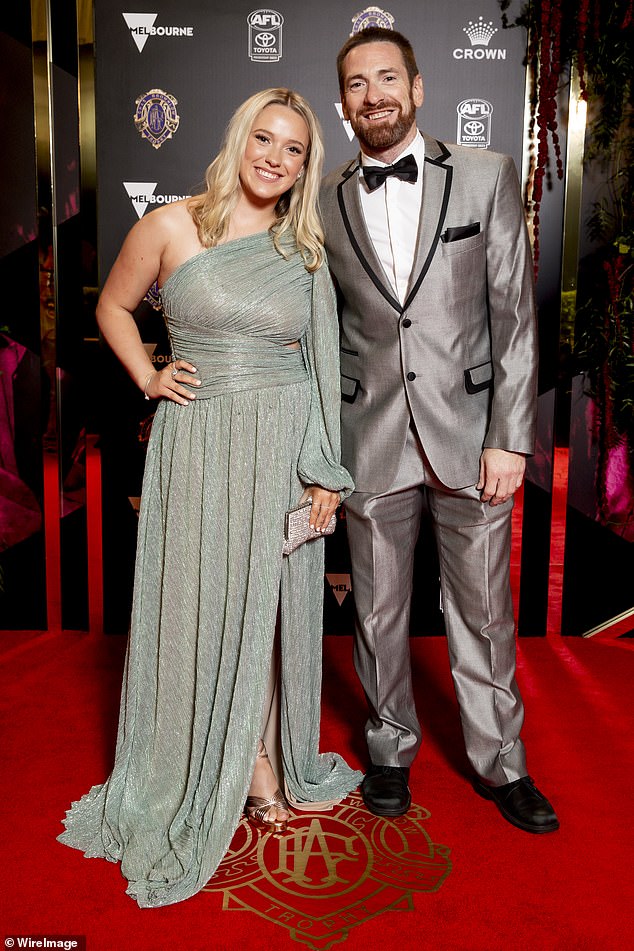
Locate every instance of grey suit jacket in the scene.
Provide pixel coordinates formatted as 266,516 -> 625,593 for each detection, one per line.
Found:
320,132 -> 538,493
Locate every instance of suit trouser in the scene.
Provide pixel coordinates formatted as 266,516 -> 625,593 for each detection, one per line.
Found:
345,425 -> 527,785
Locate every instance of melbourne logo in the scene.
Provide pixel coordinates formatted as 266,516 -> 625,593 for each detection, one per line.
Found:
457,99 -> 493,148
453,15 -> 506,60
334,103 -> 355,141
247,9 -> 283,62
134,90 -> 180,149
123,183 -> 190,219
326,573 -> 352,607
351,5 -> 395,35
122,13 -> 194,53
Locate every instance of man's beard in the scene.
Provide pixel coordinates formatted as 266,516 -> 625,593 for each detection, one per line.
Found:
350,98 -> 417,151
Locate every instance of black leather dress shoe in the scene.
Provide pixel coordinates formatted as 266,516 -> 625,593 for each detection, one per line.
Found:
473,775 -> 559,833
361,765 -> 411,816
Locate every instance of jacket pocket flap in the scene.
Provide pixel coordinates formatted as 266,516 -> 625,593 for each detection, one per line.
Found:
464,361 -> 493,394
341,373 -> 360,403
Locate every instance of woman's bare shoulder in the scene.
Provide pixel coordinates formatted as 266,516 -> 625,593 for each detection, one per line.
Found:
143,198 -> 196,233
125,199 -> 199,256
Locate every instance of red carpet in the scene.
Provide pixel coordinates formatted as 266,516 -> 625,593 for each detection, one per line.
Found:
1,630 -> 633,950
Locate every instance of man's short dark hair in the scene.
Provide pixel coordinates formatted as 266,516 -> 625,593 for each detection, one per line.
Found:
336,27 -> 420,94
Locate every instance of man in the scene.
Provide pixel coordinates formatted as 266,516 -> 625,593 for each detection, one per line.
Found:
321,27 -> 558,833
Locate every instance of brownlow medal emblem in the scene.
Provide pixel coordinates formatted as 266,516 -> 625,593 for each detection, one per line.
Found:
134,89 -> 180,149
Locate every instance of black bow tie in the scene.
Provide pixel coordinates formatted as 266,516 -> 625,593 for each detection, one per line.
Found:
362,154 -> 418,191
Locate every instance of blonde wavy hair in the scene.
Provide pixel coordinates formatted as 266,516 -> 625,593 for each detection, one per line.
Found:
188,88 -> 325,272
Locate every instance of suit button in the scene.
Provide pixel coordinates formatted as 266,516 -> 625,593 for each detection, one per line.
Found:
407,372 -> 416,381
402,318 -> 412,327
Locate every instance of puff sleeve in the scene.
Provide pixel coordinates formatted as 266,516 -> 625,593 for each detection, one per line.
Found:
297,260 -> 354,500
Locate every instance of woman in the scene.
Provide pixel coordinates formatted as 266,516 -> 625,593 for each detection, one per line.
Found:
59,88 -> 362,908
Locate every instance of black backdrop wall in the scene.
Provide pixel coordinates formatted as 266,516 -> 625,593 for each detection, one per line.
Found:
3,2 -> 631,636
93,0 -> 531,634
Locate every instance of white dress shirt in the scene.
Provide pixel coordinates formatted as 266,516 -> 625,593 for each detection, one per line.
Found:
359,131 -> 425,303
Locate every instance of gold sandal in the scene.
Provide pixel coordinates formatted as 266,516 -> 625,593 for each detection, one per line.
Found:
244,742 -> 291,834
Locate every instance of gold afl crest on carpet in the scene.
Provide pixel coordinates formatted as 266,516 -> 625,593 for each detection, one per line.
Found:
204,792 -> 452,949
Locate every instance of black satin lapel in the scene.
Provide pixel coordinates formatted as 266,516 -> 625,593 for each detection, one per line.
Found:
337,169 -> 402,314
403,154 -> 453,311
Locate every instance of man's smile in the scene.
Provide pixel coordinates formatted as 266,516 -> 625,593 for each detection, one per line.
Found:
363,109 -> 395,121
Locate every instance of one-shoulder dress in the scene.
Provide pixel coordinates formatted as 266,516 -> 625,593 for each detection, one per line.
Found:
59,232 -> 363,908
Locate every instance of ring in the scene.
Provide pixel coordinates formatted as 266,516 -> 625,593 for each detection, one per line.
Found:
171,366 -> 178,378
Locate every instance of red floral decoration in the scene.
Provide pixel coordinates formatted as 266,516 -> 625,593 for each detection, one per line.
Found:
501,0 -> 634,525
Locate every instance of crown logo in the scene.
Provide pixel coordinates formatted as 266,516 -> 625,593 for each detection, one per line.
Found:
463,16 -> 498,46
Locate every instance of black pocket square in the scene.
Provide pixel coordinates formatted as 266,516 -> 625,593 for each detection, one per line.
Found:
441,222 -> 481,243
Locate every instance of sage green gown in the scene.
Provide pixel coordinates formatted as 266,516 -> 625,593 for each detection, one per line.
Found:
59,232 -> 362,908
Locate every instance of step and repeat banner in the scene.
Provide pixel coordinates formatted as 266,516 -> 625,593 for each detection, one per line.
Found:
93,0 -> 530,633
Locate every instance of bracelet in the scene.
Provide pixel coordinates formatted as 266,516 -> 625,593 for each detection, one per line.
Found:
143,371 -> 155,400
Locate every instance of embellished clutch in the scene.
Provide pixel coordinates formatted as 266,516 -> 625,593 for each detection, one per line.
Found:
282,498 -> 337,556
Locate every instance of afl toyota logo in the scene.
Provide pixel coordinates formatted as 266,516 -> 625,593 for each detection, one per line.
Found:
457,98 -> 493,148
248,9 -> 283,61
254,31 -> 275,46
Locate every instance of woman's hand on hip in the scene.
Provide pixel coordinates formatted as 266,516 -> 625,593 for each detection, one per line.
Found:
144,360 -> 201,405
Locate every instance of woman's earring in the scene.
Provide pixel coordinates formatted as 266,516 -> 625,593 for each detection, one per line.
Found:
297,168 -> 304,180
